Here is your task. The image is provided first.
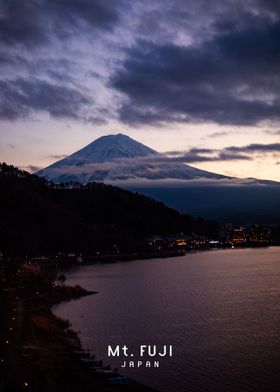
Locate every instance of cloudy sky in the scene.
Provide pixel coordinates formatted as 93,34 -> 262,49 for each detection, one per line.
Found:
1,0 -> 280,180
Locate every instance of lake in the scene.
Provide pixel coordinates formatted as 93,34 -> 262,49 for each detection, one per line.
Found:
53,247 -> 280,392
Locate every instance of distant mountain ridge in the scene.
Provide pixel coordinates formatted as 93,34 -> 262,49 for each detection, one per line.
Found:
0,162 -> 219,255
37,133 -> 226,184
36,133 -> 280,224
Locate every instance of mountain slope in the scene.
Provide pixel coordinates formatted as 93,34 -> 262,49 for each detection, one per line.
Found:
0,163 -> 219,255
37,133 -> 226,184
128,185 -> 280,224
36,134 -> 280,224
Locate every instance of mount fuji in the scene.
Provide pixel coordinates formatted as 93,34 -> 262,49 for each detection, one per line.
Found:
37,133 -> 226,184
37,134 -> 280,223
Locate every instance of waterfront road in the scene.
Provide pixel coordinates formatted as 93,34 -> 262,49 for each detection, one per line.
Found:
0,288 -> 24,392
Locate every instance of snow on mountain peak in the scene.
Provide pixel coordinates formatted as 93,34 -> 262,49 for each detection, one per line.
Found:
37,133 -> 225,184
50,133 -> 159,168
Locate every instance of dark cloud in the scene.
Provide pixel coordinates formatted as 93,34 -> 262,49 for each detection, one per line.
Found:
165,147 -> 215,156
164,142 -> 280,163
48,154 -> 68,160
209,131 -> 228,138
1,0 -> 280,129
134,0 -> 280,47
112,21 -> 280,126
159,147 -> 251,163
255,0 -> 280,15
189,148 -> 216,154
51,0 -> 120,30
0,1 -> 47,46
0,78 -> 92,120
166,152 -> 251,163
0,0 -> 121,47
226,143 -> 280,153
217,152 -> 250,161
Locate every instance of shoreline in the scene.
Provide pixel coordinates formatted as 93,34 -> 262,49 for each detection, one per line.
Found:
58,244 -> 278,267
5,283 -> 158,392
26,244 -> 279,269
2,247 -> 279,390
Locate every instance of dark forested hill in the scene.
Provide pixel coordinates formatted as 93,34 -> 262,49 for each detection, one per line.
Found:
0,163 -> 219,255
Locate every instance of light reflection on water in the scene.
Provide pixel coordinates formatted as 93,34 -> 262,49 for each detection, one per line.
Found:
53,247 -> 280,392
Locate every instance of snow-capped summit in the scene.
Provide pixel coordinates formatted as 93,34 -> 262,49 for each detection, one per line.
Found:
36,133 -> 280,224
37,133 -> 225,184
64,133 -> 160,163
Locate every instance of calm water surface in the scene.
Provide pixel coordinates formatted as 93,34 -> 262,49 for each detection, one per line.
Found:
53,247 -> 280,392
